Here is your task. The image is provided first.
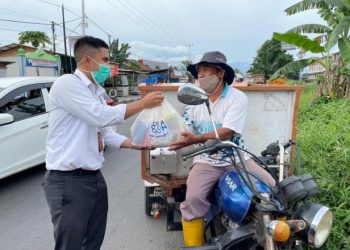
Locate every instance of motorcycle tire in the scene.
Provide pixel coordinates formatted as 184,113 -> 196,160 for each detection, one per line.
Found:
145,186 -> 155,216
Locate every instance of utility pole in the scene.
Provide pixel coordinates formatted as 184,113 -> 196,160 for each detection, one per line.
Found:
62,4 -> 68,73
51,21 -> 56,53
81,0 -> 86,35
186,43 -> 194,62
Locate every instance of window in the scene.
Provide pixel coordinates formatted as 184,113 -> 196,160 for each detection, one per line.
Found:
0,88 -> 46,121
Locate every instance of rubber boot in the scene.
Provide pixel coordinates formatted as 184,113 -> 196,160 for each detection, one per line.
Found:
181,218 -> 205,247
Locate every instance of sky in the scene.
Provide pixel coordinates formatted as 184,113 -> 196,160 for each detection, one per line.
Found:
0,0 -> 324,66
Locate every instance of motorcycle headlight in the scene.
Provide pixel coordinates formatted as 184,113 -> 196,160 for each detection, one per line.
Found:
296,203 -> 333,249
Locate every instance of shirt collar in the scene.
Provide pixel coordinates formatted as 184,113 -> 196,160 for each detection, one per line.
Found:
220,83 -> 229,98
74,69 -> 105,96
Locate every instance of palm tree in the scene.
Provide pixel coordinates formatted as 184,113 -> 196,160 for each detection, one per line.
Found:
271,0 -> 350,98
18,31 -> 51,48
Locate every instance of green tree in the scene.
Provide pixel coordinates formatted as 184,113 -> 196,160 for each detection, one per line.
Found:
181,60 -> 193,82
109,38 -> 131,66
248,38 -> 297,80
18,31 -> 51,48
233,68 -> 241,74
271,0 -> 350,98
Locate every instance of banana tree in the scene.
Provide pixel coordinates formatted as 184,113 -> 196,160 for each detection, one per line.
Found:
109,38 -> 131,66
271,0 -> 350,98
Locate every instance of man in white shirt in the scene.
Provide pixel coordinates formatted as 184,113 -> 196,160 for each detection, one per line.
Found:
170,51 -> 275,247
43,36 -> 164,250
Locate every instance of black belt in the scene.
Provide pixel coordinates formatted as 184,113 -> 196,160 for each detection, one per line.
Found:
48,169 -> 100,176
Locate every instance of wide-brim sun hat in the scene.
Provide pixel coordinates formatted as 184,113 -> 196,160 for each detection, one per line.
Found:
187,51 -> 235,84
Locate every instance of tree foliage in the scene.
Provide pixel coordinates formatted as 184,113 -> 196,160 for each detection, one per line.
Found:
249,38 -> 298,79
18,31 -> 51,48
272,0 -> 350,98
109,38 -> 131,65
181,60 -> 193,82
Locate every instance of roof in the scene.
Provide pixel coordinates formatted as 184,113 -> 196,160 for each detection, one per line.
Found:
0,60 -> 15,65
0,76 -> 57,90
0,43 -> 68,57
26,48 -> 59,61
0,43 -> 19,53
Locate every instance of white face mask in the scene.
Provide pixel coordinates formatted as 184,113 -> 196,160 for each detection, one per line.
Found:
198,75 -> 221,94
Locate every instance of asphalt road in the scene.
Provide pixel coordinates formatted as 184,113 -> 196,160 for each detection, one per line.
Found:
0,116 -> 183,250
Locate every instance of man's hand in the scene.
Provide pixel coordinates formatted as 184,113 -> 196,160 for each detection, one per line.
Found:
141,91 -> 164,109
125,91 -> 164,119
169,131 -> 198,150
121,139 -> 149,150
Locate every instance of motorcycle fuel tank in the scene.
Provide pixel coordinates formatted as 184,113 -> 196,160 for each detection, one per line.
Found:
217,170 -> 270,223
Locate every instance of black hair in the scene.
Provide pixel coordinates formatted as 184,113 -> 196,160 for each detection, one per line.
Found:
74,36 -> 108,62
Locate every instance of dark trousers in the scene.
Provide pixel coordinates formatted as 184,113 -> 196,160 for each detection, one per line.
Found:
43,169 -> 108,250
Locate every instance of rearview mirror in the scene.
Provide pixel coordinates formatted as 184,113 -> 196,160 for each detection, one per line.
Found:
0,113 -> 14,126
177,84 -> 208,105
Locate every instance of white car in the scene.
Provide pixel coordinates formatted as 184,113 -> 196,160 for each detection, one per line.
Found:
0,77 -> 56,179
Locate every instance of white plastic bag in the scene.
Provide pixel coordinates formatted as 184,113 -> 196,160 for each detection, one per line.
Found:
131,100 -> 185,148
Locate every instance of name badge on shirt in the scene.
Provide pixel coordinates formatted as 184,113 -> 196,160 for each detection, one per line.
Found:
98,131 -> 104,152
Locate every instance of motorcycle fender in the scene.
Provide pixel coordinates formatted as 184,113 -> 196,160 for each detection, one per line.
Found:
179,224 -> 256,250
215,223 -> 256,250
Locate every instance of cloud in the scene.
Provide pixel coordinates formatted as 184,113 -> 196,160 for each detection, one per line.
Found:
129,41 -> 190,63
0,0 -> 325,64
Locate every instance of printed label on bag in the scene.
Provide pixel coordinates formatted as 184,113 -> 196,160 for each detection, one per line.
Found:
149,120 -> 169,138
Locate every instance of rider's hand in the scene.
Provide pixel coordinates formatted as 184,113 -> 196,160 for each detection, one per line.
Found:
141,91 -> 164,109
169,131 -> 197,150
121,139 -> 149,150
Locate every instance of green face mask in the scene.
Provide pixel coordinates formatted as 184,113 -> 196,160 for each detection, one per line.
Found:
91,63 -> 111,86
89,56 -> 111,86
78,56 -> 111,86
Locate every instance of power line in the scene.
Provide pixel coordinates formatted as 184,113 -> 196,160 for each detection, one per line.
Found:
119,0 -> 187,45
0,27 -> 22,32
37,0 -> 81,18
86,16 -> 111,37
116,0 -> 172,41
105,0 -> 178,46
86,16 -> 187,63
0,7 -> 55,23
0,18 -> 51,26
86,15 -> 162,58
56,22 -> 81,36
57,17 -> 81,25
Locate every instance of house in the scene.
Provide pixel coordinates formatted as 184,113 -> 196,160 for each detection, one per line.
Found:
306,52 -> 341,81
0,43 -> 74,77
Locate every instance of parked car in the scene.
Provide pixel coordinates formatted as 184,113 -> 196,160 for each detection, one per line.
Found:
0,77 -> 118,179
0,77 -> 56,179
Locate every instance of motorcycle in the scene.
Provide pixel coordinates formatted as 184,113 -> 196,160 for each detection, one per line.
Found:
176,84 -> 333,250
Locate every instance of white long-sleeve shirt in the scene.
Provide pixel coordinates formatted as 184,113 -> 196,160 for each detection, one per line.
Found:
46,69 -> 127,171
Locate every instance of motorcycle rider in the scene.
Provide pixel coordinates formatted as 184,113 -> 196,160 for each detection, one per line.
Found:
170,51 -> 276,247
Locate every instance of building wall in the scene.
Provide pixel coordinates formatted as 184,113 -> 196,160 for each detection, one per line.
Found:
0,63 -> 6,77
2,56 -> 56,77
0,47 -> 37,57
307,52 -> 341,80
0,46 -> 57,77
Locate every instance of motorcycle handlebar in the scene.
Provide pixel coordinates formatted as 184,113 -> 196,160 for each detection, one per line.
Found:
181,139 -> 221,161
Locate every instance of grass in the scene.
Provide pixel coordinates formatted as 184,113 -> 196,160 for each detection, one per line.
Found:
293,81 -> 350,249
